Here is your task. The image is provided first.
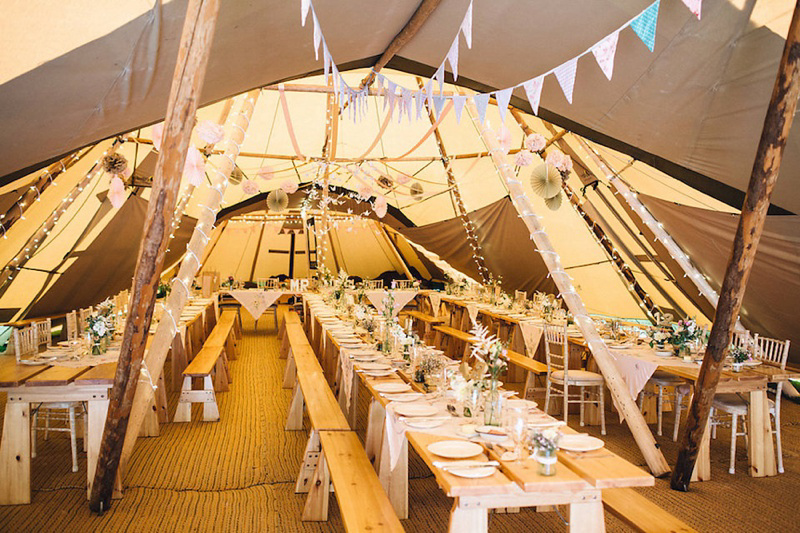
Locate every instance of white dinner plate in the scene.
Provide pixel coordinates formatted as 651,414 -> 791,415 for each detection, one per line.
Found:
475,426 -> 509,443
446,465 -> 497,479
394,403 -> 438,417
363,370 -> 395,377
506,399 -> 538,410
373,382 -> 411,393
559,434 -> 605,452
655,350 -> 673,357
358,362 -> 392,371
383,392 -> 424,402
405,418 -> 445,429
352,354 -> 381,362
609,344 -> 630,350
427,440 -> 484,459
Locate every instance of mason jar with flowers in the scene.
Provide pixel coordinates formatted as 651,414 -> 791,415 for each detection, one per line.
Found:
469,322 -> 508,426
531,428 -> 561,476
86,315 -> 110,355
730,344 -> 751,372
667,319 -> 701,357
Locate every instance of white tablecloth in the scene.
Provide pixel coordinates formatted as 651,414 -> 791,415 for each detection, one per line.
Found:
365,290 -> 418,318
226,290 -> 283,319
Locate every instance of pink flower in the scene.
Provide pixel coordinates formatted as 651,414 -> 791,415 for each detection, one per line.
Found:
152,122 -> 164,151
108,176 -> 126,208
183,147 -> 206,186
496,125 -> 513,154
514,150 -> 535,167
280,179 -> 298,194
241,179 -> 259,195
257,166 -> 274,180
546,150 -> 573,173
374,195 -> 388,218
195,120 -> 224,145
357,183 -> 373,200
524,133 -> 546,153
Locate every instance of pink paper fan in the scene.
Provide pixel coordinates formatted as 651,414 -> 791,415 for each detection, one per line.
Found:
357,183 -> 373,199
257,166 -> 275,180
183,147 -> 206,186
373,195 -> 388,218
195,120 -> 224,144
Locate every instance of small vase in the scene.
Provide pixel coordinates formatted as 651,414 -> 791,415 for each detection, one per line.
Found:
91,340 -> 106,355
534,448 -> 558,476
732,362 -> 743,373
483,379 -> 503,426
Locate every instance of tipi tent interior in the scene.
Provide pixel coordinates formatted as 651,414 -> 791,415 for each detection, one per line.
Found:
1,0 -> 799,531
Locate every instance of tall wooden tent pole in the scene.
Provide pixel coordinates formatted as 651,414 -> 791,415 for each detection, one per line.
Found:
671,1 -> 800,491
118,90 -> 260,481
464,96 -> 670,476
88,0 -> 222,511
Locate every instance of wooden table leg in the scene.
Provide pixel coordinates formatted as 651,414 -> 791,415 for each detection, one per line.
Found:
691,417 -> 711,482
748,389 -> 777,477
0,399 -> 31,505
86,398 -> 110,500
568,494 -> 605,533
449,499 -> 488,533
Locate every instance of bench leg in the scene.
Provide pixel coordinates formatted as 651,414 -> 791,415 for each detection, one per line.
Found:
226,334 -> 238,361
302,449 -> 330,521
569,496 -> 605,533
214,356 -> 230,392
201,376 -> 220,422
156,373 -> 169,423
524,371 -> 536,401
280,332 -> 290,360
282,348 -> 296,389
286,382 -> 305,431
173,376 -> 194,423
449,499 -> 487,533
296,430 -> 321,493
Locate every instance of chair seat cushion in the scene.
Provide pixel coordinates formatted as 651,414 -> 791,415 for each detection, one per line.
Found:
551,370 -> 604,384
713,394 -> 776,415
648,370 -> 687,386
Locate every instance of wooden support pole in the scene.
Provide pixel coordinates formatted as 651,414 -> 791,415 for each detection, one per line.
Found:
671,1 -> 800,491
463,94 -> 670,476
118,90 -> 260,481
0,146 -> 93,237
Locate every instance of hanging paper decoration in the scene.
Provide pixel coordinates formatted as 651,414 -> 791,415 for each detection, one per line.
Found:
241,179 -> 259,195
396,173 -> 411,186
474,93 -> 490,124
524,133 -> 546,153
494,87 -> 513,123
554,58 -> 578,104
257,165 -> 275,180
195,120 -> 224,144
152,123 -> 164,151
682,0 -> 701,19
183,147 -> 206,186
377,175 -> 393,189
452,95 -> 467,123
447,39 -> 459,81
546,149 -> 573,173
515,149 -> 535,167
530,163 -> 562,199
496,125 -> 513,154
461,0 -> 473,49
544,191 -> 563,211
432,94 -> 447,117
281,179 -> 299,194
410,182 -> 424,200
357,183 -> 373,200
631,0 -> 660,52
108,176 -> 126,208
101,153 -> 128,176
521,77 -> 544,116
267,189 -> 290,212
591,31 -> 619,81
301,0 -> 310,25
373,195 -> 388,218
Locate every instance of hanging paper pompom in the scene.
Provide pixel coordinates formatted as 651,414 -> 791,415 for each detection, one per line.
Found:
514,149 -> 535,167
108,176 -> 126,208
102,153 -> 128,176
195,120 -> 224,144
241,179 -> 259,195
525,133 -> 546,153
281,179 -> 298,194
396,173 -> 411,185
496,125 -> 513,154
546,149 -> 573,174
267,189 -> 289,212
530,162 -> 562,199
357,183 -> 373,200
257,166 -> 274,180
183,147 -> 206,186
410,181 -> 424,200
374,195 -> 388,218
377,175 -> 393,189
152,123 -> 164,151
544,191 -> 563,211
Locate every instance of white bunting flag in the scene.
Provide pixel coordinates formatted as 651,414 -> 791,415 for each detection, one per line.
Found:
385,80 -> 396,112
494,87 -> 513,123
681,0 -> 701,19
432,95 -> 447,117
591,30 -> 619,81
522,76 -> 544,115
323,44 -> 331,80
415,90 -> 426,119
312,14 -> 322,60
553,58 -> 578,104
434,64 -> 445,94
301,0 -> 311,26
462,0 -> 473,48
447,39 -> 459,80
452,95 -> 467,123
376,74 -> 385,92
474,93 -> 490,124
403,88 -> 413,122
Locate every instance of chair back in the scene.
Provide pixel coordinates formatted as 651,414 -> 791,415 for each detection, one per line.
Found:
264,278 -> 280,290
66,311 -> 79,341
392,280 -> 413,290
79,307 -> 93,333
544,321 -> 569,379
732,329 -> 757,351
754,336 -> 790,370
364,280 -> 383,289
34,319 -> 52,348
514,290 -> 527,303
256,278 -> 268,289
13,326 -> 38,362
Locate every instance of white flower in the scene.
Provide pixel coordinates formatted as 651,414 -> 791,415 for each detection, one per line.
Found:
92,320 -> 107,337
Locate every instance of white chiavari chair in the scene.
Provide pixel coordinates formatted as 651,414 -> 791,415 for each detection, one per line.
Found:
13,326 -> 38,362
392,280 -> 413,290
514,290 -> 527,303
364,279 -> 383,290
78,307 -> 93,334
66,311 -> 79,341
33,318 -> 52,350
544,322 -> 606,434
265,278 -> 280,290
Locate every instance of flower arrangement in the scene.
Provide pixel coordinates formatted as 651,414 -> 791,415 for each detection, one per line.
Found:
86,314 -> 111,355
496,292 -> 513,309
531,428 -> 560,453
221,275 -> 235,289
157,280 -> 172,299
318,265 -> 333,287
667,319 -> 701,351
333,269 -> 349,302
730,344 -> 751,370
470,321 -> 508,426
414,353 -> 444,384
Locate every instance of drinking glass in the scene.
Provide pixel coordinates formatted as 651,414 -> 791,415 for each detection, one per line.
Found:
504,406 -> 529,459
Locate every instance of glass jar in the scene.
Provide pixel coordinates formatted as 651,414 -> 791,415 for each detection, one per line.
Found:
483,379 -> 503,426
534,448 -> 557,476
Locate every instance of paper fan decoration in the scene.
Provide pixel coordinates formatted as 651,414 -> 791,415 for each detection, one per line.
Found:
410,181 -> 424,200
267,189 -> 289,212
530,163 -> 562,199
229,166 -> 244,185
544,191 -> 563,211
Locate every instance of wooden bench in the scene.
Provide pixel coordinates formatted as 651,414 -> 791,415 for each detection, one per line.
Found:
432,324 -> 477,360
603,488 -> 698,533
173,314 -> 238,423
506,349 -> 548,401
400,310 -> 444,344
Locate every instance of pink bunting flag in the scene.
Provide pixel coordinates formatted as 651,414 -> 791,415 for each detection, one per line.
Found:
522,76 -> 543,115
553,57 -> 578,104
494,87 -> 513,123
461,0 -> 473,48
681,0 -> 701,19
452,95 -> 467,123
447,39 -> 459,80
183,147 -> 206,186
301,0 -> 311,26
591,30 -> 619,81
108,176 -> 126,208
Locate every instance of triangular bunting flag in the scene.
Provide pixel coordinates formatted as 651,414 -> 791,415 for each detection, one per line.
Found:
461,0 -> 473,48
425,80 -> 434,105
435,64 -> 445,94
323,44 -> 331,80
432,95 -> 447,117
452,95 -> 467,123
376,74 -> 385,92
384,80 -> 396,111
591,30 -> 619,81
312,14 -> 322,60
681,0 -> 701,19
553,58 -> 578,104
447,39 -> 459,80
387,83 -> 397,115
631,0 -> 660,52
415,90 -> 425,119
522,76 -> 544,115
403,89 -> 413,122
474,93 -> 490,124
494,87 -> 513,123
301,0 -> 311,26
